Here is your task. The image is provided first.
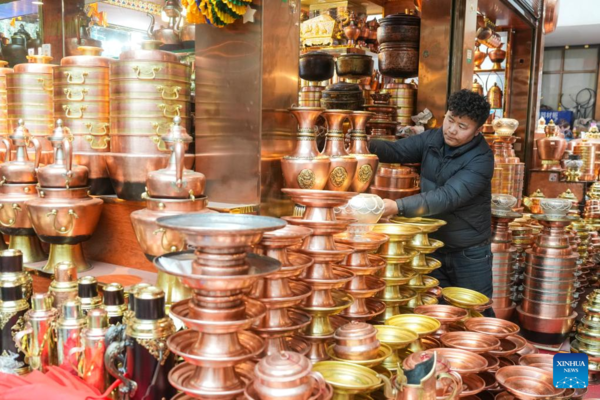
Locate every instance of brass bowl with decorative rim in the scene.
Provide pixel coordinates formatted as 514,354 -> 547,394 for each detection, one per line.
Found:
312,361 -> 382,397
425,348 -> 488,375
374,325 -> 418,371
518,354 -> 553,372
442,287 -> 490,308
390,216 -> 447,234
488,336 -> 527,357
385,314 -> 441,337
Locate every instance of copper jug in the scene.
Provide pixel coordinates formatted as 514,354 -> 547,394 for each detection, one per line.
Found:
472,79 -> 483,97
474,42 -> 486,70
344,12 -> 361,47
537,119 -> 567,171
487,82 -> 503,109
0,120 -> 42,184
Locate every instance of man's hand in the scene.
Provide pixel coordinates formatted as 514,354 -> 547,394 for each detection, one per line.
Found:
382,199 -> 399,218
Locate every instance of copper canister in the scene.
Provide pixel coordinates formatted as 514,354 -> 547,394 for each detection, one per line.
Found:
573,139 -> 597,181
6,55 -> 55,163
0,61 -> 13,140
56,299 -> 86,374
105,287 -> 176,400
53,46 -> 112,195
0,280 -> 29,374
108,40 -> 192,201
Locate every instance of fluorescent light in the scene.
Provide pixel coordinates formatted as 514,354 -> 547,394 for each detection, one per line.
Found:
32,1 -> 43,4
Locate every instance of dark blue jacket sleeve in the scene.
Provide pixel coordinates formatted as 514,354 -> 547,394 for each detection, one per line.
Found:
368,131 -> 430,164
397,151 -> 494,217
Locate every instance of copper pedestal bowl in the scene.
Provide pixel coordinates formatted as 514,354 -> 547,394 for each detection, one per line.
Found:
495,366 -> 564,400
374,325 -> 418,371
442,287 -> 492,317
424,348 -> 489,376
487,336 -> 527,358
153,214 -> 285,400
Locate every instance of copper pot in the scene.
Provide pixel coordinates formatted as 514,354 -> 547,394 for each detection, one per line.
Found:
474,43 -> 487,69
7,91 -> 53,105
537,132 -> 567,171
6,73 -> 53,90
489,45 -> 506,71
333,321 -> 380,360
377,13 -> 421,45
519,297 -> 573,318
110,79 -> 192,101
378,43 -> 419,79
63,119 -> 110,138
0,183 -> 38,234
335,54 -> 374,80
523,274 -> 575,291
72,153 -> 111,195
299,51 -> 335,82
110,134 -> 170,155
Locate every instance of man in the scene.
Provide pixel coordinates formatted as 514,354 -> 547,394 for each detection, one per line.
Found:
370,89 -> 495,316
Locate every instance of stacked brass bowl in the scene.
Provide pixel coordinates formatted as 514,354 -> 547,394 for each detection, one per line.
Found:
53,46 -> 112,195
6,55 -> 55,163
572,289 -> 600,384
384,79 -> 416,126
0,61 -> 13,139
490,119 -> 525,208
107,40 -> 192,200
509,222 -> 536,306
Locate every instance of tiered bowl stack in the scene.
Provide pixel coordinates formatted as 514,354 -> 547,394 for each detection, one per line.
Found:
334,194 -> 387,322
107,40 -> 192,200
490,194 -> 522,320
384,79 -> 416,126
371,224 -> 419,323
249,225 -> 313,356
490,118 -> 525,208
282,189 -> 355,362
373,324 -> 418,372
391,217 -> 447,310
53,46 -> 112,195
153,214 -> 284,399
369,163 -> 420,201
584,182 -> 600,230
0,120 -> 44,260
517,198 -> 579,345
298,52 -> 334,108
26,120 -> 103,273
347,112 -> 378,193
569,221 -> 593,292
321,110 -> 358,192
0,61 -> 13,141
509,222 -> 535,306
7,55 -> 55,163
572,289 -> 600,384
572,137 -> 596,181
364,92 -> 398,141
130,117 -> 209,306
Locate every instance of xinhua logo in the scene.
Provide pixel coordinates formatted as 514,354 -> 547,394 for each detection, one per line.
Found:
553,353 -> 589,389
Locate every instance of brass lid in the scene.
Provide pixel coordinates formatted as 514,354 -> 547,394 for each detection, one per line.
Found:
118,40 -> 180,63
54,262 -> 77,283
87,308 -> 108,330
335,321 -> 379,342
10,119 -> 31,141
544,119 -> 558,137
529,189 -> 546,199
78,276 -> 99,299
255,351 -> 312,382
134,286 -> 166,320
103,283 -> 125,306
60,46 -> 112,68
14,55 -> 55,74
61,299 -> 83,320
0,249 -> 23,274
31,292 -> 53,311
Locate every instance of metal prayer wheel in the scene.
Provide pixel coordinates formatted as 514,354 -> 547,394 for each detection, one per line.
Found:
108,40 -> 192,201
0,279 -> 29,374
6,55 -> 55,163
573,138 -> 597,181
105,287 -> 176,400
54,46 -> 112,195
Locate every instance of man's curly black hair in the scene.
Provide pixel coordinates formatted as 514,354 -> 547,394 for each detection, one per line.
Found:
447,89 -> 491,127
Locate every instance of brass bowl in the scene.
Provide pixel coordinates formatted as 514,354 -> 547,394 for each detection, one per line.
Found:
440,331 -> 501,354
442,287 -> 490,308
327,343 -> 392,368
414,304 -> 469,323
390,216 -> 447,233
495,366 -> 565,400
386,314 -> 441,337
312,361 -> 382,396
372,223 -> 422,240
426,348 -> 488,375
488,335 -> 528,357
464,318 -> 520,338
518,354 -> 553,372
374,325 -> 418,350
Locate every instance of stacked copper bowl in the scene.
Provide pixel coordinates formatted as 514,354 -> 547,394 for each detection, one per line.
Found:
0,120 -> 44,261
153,214 -> 285,399
0,61 -> 13,140
572,289 -> 600,384
107,40 -> 192,200
364,92 -> 398,140
517,198 -> 579,345
585,182 -> 600,231
249,225 -> 313,357
26,120 -> 103,273
283,189 -> 355,362
369,163 -> 420,201
490,195 -> 521,320
490,118 -> 525,208
384,79 -> 416,126
569,220 -> 593,292
53,46 -> 112,195
298,51 -> 334,108
6,55 -> 55,163
572,137 -> 596,181
130,117 -> 209,307
509,221 -> 536,306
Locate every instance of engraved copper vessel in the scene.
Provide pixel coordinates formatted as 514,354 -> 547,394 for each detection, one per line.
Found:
537,120 -> 567,171
322,110 -> 357,192
348,111 -> 378,193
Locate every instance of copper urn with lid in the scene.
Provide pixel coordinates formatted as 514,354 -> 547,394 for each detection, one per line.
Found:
537,120 -> 567,171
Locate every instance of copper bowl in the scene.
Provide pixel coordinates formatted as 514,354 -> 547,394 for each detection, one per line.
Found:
495,366 -> 565,400
482,353 -> 500,372
461,373 -> 487,397
519,297 -> 573,318
425,348 -> 488,375
440,331 -> 501,354
488,335 -> 527,357
517,354 -> 553,371
464,318 -> 520,338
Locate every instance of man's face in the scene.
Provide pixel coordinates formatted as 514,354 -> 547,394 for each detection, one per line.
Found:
442,111 -> 481,147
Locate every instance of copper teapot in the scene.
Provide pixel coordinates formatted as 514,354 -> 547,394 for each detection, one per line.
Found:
146,116 -> 205,199
36,120 -> 88,189
0,120 -> 41,184
147,11 -> 182,50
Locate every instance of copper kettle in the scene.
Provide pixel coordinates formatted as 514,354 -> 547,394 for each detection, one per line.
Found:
487,82 -> 503,109
66,8 -> 102,56
2,34 -> 28,67
147,11 -> 182,51
0,120 -> 42,184
472,79 -> 484,97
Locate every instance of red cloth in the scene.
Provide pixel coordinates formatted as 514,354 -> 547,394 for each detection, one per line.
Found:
0,367 -> 102,400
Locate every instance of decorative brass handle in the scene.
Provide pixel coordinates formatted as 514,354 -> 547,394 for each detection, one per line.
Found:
84,122 -> 110,150
63,105 -> 87,119
13,325 -> 32,358
0,203 -> 21,227
158,104 -> 182,118
36,77 -> 52,91
46,209 -> 78,234
156,85 -> 181,100
133,65 -> 161,80
150,134 -> 168,152
153,228 -> 184,253
64,87 -> 88,101
151,121 -> 171,135
85,122 -> 108,136
65,71 -> 88,84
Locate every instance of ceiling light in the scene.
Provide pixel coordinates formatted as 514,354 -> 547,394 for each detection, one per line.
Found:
32,1 -> 43,4
565,45 -> 570,49
585,44 -> 590,48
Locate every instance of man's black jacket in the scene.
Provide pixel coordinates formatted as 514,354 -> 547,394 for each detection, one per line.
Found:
369,128 -> 494,250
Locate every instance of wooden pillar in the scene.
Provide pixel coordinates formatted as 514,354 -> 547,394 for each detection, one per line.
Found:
41,0 -> 84,62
